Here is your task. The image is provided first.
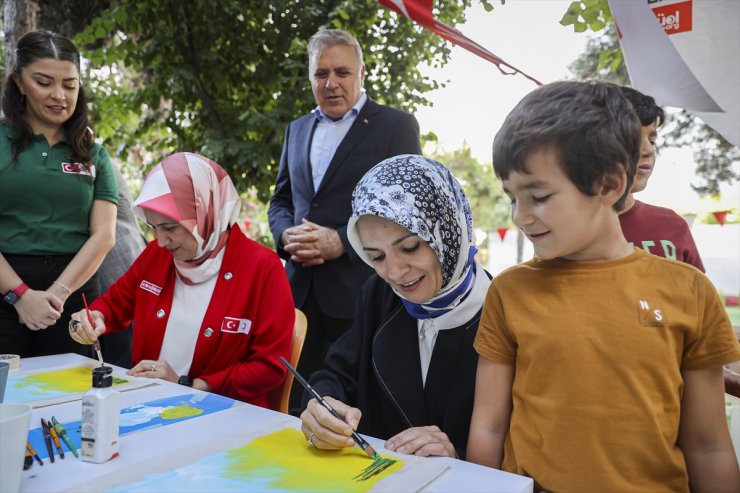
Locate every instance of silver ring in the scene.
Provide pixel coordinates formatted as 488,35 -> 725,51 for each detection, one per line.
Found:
150,363 -> 156,372
70,320 -> 80,331
307,432 -> 315,447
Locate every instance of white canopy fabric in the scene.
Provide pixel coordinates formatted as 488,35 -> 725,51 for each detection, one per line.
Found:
610,0 -> 739,146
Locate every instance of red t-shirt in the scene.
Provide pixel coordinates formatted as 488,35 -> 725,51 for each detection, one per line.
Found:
619,200 -> 705,271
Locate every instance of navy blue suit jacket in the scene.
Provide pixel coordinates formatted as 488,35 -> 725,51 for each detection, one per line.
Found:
268,98 -> 421,319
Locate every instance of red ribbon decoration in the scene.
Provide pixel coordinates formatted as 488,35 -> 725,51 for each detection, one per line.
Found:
378,0 -> 542,86
496,227 -> 509,241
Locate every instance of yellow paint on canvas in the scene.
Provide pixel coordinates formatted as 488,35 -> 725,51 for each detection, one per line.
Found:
222,428 -> 403,492
15,367 -> 130,393
161,405 -> 203,420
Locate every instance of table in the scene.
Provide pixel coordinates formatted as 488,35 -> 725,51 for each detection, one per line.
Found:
14,354 -> 532,493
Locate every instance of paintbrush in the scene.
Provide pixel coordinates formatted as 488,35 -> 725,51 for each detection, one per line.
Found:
279,356 -> 378,459
51,416 -> 78,458
81,293 -> 104,366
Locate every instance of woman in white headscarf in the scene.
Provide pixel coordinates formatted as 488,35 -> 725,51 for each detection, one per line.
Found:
69,152 -> 294,408
299,154 -> 491,458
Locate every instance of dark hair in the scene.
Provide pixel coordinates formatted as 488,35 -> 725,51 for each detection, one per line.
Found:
1,30 -> 94,166
620,86 -> 665,127
492,80 -> 641,211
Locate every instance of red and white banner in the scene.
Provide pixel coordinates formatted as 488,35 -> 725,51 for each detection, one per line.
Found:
609,0 -> 739,146
377,0 -> 541,85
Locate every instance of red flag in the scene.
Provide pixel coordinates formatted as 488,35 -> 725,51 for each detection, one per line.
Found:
496,227 -> 509,241
712,210 -> 729,226
378,0 -> 541,85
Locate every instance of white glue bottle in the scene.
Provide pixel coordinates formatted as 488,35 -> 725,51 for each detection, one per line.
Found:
81,365 -> 119,463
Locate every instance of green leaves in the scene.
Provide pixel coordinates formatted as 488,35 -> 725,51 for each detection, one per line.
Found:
74,0 -> 472,201
480,0 -> 506,13
560,0 -> 611,33
560,1 -> 583,27
589,19 -> 605,31
596,46 -> 622,72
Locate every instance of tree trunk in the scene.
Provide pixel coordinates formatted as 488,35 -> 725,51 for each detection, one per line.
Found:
4,0 -> 39,73
3,1 -> 114,70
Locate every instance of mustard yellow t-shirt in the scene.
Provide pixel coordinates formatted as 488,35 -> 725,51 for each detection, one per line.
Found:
474,248 -> 740,493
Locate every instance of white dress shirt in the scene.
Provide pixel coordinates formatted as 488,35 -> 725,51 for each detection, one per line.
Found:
417,260 -> 491,386
310,92 -> 368,191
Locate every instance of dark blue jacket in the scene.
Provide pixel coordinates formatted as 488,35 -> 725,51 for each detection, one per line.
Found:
268,99 -> 421,319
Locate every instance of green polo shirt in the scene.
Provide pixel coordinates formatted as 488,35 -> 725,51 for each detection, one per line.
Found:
0,122 -> 118,255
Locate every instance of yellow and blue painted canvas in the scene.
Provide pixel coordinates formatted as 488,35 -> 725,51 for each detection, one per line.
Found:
5,366 -> 129,401
109,428 -> 404,492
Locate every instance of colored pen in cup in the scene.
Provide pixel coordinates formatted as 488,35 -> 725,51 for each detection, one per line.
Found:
81,293 -> 104,366
51,416 -> 79,458
26,440 -> 43,466
278,356 -> 378,459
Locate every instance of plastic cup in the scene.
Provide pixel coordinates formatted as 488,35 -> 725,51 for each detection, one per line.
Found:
0,362 -> 8,403
0,403 -> 32,493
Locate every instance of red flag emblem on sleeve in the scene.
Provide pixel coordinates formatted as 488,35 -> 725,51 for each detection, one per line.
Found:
221,317 -> 252,334
61,162 -> 96,177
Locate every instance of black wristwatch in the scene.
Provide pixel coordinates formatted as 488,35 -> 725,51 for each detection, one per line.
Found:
178,375 -> 194,387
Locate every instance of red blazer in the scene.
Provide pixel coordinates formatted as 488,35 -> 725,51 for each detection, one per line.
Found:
92,226 -> 294,407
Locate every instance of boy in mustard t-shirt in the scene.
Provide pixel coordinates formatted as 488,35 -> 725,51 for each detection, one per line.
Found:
467,80 -> 740,492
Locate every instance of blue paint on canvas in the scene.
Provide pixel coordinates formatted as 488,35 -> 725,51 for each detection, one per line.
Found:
29,393 -> 235,460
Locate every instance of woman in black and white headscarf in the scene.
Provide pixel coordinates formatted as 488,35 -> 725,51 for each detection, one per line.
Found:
299,154 -> 491,459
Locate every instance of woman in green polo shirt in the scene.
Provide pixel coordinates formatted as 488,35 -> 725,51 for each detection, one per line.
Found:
0,31 -> 118,357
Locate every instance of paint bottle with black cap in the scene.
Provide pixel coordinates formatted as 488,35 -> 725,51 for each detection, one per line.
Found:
81,366 -> 119,463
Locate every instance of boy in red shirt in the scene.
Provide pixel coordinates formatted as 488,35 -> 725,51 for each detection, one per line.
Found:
618,86 -> 704,271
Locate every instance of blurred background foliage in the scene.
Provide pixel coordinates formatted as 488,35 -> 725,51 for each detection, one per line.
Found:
1,0 -> 735,247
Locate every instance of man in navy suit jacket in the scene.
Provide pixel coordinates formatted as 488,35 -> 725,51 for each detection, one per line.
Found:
268,29 -> 421,413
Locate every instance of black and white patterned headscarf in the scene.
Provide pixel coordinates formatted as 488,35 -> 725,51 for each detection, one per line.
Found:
347,154 -> 478,318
